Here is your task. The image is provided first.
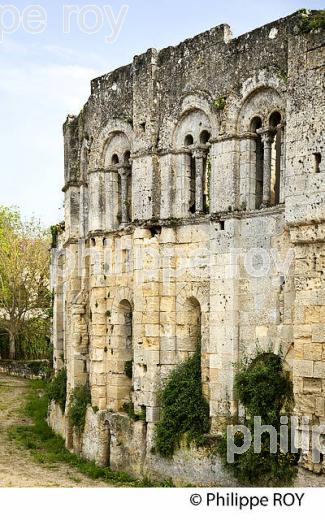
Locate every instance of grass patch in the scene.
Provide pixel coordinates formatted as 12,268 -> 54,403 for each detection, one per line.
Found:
8,379 -> 173,487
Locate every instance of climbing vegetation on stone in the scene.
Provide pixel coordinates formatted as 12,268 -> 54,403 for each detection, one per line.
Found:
216,350 -> 298,486
68,384 -> 91,433
213,96 -> 227,110
48,368 -> 67,412
155,348 -> 210,458
299,9 -> 325,33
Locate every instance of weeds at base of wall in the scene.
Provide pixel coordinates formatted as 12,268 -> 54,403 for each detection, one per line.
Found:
48,368 -> 67,412
68,384 -> 91,433
8,380 -> 174,487
155,347 -> 210,458
215,348 -> 298,486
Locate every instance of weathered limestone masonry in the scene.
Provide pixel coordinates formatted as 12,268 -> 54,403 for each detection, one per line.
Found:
50,11 -> 325,485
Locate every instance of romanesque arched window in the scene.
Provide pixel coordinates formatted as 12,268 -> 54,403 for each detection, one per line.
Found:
174,110 -> 211,217
238,88 -> 285,210
184,134 -> 196,213
123,151 -> 132,223
184,134 -> 194,146
269,111 -> 282,206
250,116 -> 264,209
176,296 -> 209,396
200,130 -> 211,213
104,133 -> 132,228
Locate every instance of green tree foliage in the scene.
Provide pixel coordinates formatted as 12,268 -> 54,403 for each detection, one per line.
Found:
0,206 -> 51,359
155,349 -> 210,458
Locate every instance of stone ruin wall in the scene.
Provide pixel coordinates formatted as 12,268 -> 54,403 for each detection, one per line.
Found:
50,11 -> 325,484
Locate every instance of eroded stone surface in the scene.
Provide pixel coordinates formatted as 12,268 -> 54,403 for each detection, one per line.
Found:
50,10 -> 325,484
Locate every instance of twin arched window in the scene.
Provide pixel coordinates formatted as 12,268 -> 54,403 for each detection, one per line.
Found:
104,132 -> 132,227
250,111 -> 283,209
183,129 -> 211,215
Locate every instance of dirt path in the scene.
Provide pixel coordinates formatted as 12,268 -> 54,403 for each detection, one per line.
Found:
0,373 -> 111,488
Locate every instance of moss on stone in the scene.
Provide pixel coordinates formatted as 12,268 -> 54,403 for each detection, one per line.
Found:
213,96 -> 227,110
299,9 -> 325,33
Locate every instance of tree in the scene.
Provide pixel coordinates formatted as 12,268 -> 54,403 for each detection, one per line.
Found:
0,206 -> 51,359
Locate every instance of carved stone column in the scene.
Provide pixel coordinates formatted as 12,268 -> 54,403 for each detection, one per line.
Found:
279,123 -> 286,204
192,148 -> 206,214
258,129 -> 275,207
118,164 -> 131,224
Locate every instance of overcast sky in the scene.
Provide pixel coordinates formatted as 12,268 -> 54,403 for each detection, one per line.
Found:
0,0 -> 323,226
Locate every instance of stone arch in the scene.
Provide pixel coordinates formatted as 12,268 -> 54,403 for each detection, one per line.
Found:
88,119 -> 134,171
176,284 -> 210,398
173,108 -> 212,149
236,86 -> 285,133
222,70 -> 286,135
158,91 -> 217,151
103,131 -> 131,168
111,287 -> 134,314
176,283 -> 209,313
172,103 -> 213,216
92,126 -> 133,229
235,84 -> 286,210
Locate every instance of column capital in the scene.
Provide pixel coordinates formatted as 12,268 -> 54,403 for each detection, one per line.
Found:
117,164 -> 132,177
192,147 -> 208,160
257,128 -> 275,145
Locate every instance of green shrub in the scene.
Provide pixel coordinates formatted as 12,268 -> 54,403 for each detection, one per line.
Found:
48,368 -> 67,412
235,352 -> 293,426
216,350 -> 298,486
155,348 -> 210,458
69,384 -> 91,433
299,9 -> 325,33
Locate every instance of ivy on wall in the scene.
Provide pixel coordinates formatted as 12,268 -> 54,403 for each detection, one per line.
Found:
68,384 -> 91,433
217,350 -> 298,486
155,348 -> 210,458
48,368 -> 67,412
